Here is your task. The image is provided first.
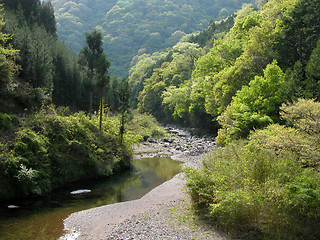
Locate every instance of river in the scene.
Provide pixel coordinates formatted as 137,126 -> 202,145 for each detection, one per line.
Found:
0,157 -> 181,240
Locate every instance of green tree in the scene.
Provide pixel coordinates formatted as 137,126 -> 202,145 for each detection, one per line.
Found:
306,38 -> 320,100
278,0 -> 320,68
52,42 -> 82,110
0,7 -> 18,86
118,78 -> 131,143
217,61 -> 287,145
1,0 -> 57,36
79,29 -> 110,116
250,98 -> 320,167
3,10 -> 55,93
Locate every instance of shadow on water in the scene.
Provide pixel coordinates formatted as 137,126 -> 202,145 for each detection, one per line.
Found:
0,157 -> 181,240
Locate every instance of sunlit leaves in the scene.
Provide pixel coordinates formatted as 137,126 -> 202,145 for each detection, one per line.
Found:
217,61 -> 286,144
0,8 -> 19,84
249,99 -> 320,167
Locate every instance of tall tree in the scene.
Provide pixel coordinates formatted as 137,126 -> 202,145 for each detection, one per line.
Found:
0,6 -> 18,86
78,29 -> 110,116
118,78 -> 130,143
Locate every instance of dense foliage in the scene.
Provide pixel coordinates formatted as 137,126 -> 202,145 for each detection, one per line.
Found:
186,99 -> 320,239
50,0 -> 254,76
0,106 -> 130,201
130,0 -> 320,136
0,1 -> 165,202
0,104 -> 168,201
126,0 -> 320,237
0,0 -> 132,114
1,0 -> 320,237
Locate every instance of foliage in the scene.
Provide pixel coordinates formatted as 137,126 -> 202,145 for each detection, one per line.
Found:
118,78 -> 131,143
0,112 -> 19,132
186,140 -> 320,239
51,0 -> 255,76
126,109 -> 166,141
1,0 -> 57,36
186,98 -> 320,239
305,37 -> 320,100
216,61 -> 287,145
249,99 -> 320,167
78,29 -> 110,113
2,4 -> 83,110
137,41 -> 202,120
277,0 -> 320,68
0,105 -> 132,201
2,2 -> 125,115
129,0 -> 320,140
0,6 -> 19,86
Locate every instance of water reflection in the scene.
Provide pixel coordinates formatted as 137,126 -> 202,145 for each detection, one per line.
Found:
0,157 -> 181,240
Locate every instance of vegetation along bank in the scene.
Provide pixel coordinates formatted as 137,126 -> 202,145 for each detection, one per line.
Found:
0,0 -> 320,239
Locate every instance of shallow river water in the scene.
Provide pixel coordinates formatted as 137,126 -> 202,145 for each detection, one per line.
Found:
0,157 -> 181,240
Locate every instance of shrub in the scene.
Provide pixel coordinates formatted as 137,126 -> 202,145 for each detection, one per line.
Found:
186,141 -> 320,239
0,112 -> 19,132
0,106 -> 132,201
126,110 -> 166,141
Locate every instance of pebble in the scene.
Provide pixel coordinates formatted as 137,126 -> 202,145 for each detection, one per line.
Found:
105,127 -> 225,240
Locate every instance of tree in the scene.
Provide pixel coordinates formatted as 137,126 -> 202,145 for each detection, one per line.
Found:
0,6 -> 18,86
118,78 -> 131,143
1,0 -> 57,36
306,38 -> 320,100
278,0 -> 320,68
3,10 -> 55,93
52,42 -> 82,110
217,61 -> 287,145
250,99 -> 320,167
79,29 -> 110,117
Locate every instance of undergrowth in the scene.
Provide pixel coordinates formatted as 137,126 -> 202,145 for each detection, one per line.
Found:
0,106 -> 132,201
186,100 -> 320,239
186,143 -> 320,239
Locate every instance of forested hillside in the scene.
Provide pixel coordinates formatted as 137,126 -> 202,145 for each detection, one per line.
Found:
1,0 -> 320,238
131,0 -> 320,139
0,0 -> 163,201
50,0 -> 255,76
117,0 -> 320,238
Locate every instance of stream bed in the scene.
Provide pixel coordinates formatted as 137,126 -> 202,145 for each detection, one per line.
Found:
0,157 -> 181,240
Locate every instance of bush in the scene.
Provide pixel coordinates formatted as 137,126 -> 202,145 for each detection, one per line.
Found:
186,141 -> 320,239
0,112 -> 19,132
0,106 -> 132,201
126,110 -> 166,141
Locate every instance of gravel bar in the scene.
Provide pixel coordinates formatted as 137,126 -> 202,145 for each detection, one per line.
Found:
61,128 -> 227,240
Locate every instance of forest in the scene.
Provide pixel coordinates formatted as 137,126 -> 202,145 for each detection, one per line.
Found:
50,0 -> 255,76
0,0 -> 165,201
129,0 -> 320,238
0,0 -> 320,239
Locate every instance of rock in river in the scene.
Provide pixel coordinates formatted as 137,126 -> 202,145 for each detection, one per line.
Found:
70,189 -> 91,195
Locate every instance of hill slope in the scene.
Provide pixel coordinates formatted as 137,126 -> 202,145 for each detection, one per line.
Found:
51,0 -> 254,76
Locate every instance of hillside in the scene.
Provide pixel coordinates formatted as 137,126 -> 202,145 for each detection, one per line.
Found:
129,0 -> 320,138
50,0 -> 255,76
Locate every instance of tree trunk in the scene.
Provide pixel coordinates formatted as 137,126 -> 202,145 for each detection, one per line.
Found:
89,91 -> 93,114
99,98 -> 103,130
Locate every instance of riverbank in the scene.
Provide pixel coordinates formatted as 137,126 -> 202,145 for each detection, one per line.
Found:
62,127 -> 226,239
